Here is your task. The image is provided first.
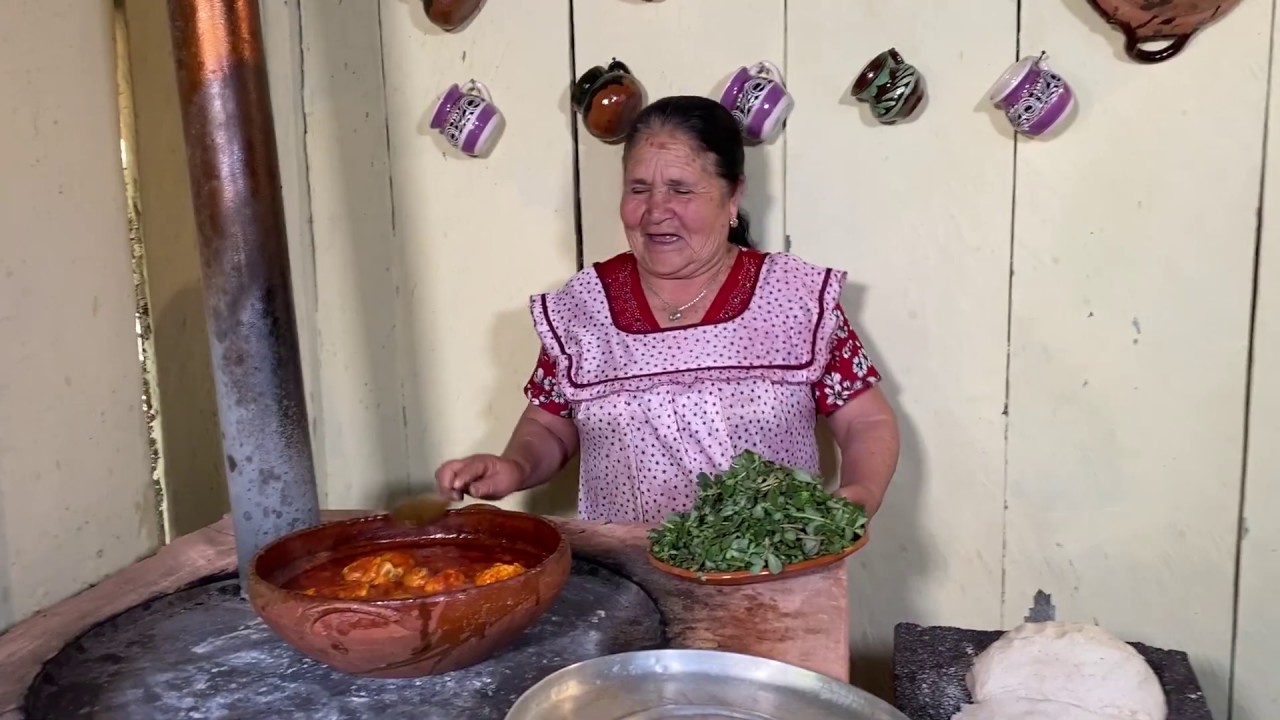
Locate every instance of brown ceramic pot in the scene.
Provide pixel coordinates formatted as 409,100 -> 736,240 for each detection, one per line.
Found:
1088,0 -> 1243,63
422,0 -> 485,32
247,504 -> 570,678
572,59 -> 646,144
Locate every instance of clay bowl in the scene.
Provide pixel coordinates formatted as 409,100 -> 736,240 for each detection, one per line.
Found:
647,532 -> 868,586
247,504 -> 570,678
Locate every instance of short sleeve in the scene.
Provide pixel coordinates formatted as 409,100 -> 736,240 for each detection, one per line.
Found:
524,347 -> 574,419
812,303 -> 882,416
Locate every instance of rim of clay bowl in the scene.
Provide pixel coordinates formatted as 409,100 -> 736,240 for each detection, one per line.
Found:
248,507 -> 569,605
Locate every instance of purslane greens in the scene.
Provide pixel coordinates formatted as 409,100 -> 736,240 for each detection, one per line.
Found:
648,450 -> 868,575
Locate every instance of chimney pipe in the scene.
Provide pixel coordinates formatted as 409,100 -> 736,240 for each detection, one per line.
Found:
166,0 -> 320,592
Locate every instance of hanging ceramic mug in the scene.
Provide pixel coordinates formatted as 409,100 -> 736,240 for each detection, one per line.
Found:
851,48 -> 926,125
429,80 -> 504,157
987,53 -> 1075,139
421,0 -> 485,32
572,59 -> 646,144
1087,0 -> 1243,64
718,61 -> 794,144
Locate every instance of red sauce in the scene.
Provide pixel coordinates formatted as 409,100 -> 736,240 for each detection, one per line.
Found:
284,539 -> 542,601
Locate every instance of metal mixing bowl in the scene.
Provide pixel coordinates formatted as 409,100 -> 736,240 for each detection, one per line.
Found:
504,648 -> 911,720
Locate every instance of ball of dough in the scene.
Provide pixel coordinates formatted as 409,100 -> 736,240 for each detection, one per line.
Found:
966,622 -> 1166,720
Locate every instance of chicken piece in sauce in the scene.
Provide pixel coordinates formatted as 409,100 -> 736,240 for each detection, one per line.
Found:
475,562 -> 527,586
419,568 -> 469,594
401,566 -> 433,589
341,550 -> 414,584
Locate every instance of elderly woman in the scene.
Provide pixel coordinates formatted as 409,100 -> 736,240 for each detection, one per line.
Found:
437,95 -> 899,522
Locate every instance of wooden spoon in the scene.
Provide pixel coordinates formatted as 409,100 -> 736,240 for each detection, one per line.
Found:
388,493 -> 451,528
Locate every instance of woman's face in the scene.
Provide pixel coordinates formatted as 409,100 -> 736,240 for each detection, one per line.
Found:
620,128 -> 742,280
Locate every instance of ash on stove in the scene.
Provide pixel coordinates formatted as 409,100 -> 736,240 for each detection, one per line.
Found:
25,559 -> 666,720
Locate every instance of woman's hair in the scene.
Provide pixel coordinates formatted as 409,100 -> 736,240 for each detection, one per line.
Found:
622,95 -> 752,248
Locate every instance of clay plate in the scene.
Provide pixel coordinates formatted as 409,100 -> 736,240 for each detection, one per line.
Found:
647,532 -> 868,586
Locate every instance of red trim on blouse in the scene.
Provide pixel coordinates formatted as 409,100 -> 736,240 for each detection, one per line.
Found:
524,252 -> 881,418
595,250 -> 766,335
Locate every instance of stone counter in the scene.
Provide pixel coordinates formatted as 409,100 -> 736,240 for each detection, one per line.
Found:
0,510 -> 848,719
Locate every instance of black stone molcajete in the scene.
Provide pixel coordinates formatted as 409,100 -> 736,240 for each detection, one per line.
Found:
891,622 -> 1212,720
25,559 -> 666,719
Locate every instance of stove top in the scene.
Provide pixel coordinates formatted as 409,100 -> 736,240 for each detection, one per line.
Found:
26,558 -> 666,720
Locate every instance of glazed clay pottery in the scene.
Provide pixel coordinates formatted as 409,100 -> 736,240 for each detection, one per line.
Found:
422,0 -> 484,32
572,59 -> 646,144
987,54 -> 1076,139
248,505 -> 570,678
851,48 -> 925,125
429,80 -> 504,157
648,532 -> 868,587
718,61 -> 794,144
1088,0 -> 1243,63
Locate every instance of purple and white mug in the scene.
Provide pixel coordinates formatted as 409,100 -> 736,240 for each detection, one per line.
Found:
719,61 -> 794,144
987,54 -> 1075,138
429,80 -> 504,157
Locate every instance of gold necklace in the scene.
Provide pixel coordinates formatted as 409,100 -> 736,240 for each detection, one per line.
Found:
643,253 -> 734,323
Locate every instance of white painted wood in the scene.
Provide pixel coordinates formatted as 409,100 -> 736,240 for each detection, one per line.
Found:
1233,8 -> 1280,717
573,0 -> 787,262
379,0 -> 579,513
297,1 -> 406,509
123,0 -> 229,539
784,0 -> 1015,694
0,0 -> 159,629
260,0 -> 326,508
1006,4 -> 1271,716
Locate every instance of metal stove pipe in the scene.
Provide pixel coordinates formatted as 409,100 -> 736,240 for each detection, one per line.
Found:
166,0 -> 320,592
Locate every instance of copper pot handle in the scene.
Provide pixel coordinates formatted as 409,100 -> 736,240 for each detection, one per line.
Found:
303,602 -> 402,634
1123,29 -> 1193,64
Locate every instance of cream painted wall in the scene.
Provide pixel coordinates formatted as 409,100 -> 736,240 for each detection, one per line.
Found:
785,1 -> 1015,697
122,0 -> 228,539
1233,13 -> 1280,720
0,0 -> 160,630
272,3 -> 1279,717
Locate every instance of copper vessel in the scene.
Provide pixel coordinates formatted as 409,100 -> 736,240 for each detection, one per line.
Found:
248,505 -> 571,678
1088,0 -> 1243,63
422,0 -> 485,32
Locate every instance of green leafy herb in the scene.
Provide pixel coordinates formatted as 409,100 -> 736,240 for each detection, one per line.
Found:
647,450 -> 869,575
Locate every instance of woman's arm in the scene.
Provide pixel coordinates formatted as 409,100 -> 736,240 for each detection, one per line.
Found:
826,385 -> 900,516
504,404 -> 580,490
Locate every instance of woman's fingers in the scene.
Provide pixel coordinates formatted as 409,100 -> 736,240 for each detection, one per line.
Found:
435,456 -> 487,500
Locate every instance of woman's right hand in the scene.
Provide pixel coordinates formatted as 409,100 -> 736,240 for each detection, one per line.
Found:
434,454 -> 527,501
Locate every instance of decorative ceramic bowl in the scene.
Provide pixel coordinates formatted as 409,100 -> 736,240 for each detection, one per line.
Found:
422,0 -> 485,32
647,532 -> 868,586
1087,0 -> 1243,63
248,504 -> 570,678
572,59 -> 646,144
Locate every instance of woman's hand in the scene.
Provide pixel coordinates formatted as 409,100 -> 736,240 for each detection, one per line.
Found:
435,454 -> 528,501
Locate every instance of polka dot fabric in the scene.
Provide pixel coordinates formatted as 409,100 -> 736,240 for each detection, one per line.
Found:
528,253 -> 851,524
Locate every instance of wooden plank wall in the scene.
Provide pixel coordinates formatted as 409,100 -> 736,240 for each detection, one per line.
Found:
377,0 -> 580,514
1234,8 -> 1280,720
251,2 -> 1280,717
1007,5 -> 1270,717
573,0 -> 787,261
0,0 -> 160,630
784,0 -> 1016,696
297,0 -> 403,509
